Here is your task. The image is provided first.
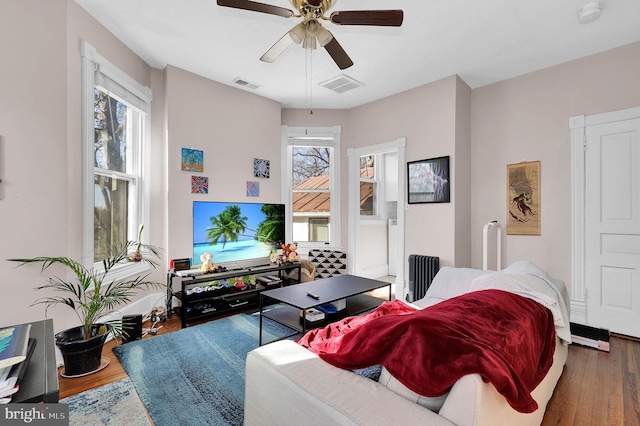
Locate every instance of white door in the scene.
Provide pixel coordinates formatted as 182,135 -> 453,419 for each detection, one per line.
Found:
585,117 -> 640,338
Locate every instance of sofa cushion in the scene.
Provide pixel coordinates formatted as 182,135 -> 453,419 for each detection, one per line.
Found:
378,367 -> 449,413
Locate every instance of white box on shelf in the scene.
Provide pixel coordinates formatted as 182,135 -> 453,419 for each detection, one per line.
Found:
333,298 -> 346,311
300,308 -> 325,323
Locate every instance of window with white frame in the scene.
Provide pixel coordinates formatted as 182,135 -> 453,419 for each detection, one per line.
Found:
281,126 -> 341,249
81,41 -> 152,269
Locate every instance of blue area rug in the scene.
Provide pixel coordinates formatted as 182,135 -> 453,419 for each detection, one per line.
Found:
61,377 -> 151,426
111,311 -> 296,426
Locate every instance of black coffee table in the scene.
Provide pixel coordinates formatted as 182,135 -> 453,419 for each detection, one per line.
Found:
259,274 -> 391,345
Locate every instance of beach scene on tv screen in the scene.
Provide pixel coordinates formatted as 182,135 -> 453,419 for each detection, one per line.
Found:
193,201 -> 284,265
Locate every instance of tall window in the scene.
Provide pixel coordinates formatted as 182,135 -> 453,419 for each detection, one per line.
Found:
282,126 -> 341,249
82,41 -> 152,269
93,89 -> 139,261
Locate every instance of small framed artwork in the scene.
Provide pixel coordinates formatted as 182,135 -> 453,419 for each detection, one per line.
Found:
254,158 -> 270,178
507,161 -> 541,235
407,156 -> 450,204
181,148 -> 204,172
246,181 -> 260,197
191,176 -> 209,194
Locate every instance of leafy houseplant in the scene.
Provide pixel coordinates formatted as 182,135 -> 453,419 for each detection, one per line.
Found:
9,239 -> 163,376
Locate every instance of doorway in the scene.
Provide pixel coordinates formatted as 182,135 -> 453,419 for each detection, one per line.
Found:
570,107 -> 640,338
348,138 -> 406,298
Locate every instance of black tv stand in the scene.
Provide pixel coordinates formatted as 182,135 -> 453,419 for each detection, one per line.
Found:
166,262 -> 301,328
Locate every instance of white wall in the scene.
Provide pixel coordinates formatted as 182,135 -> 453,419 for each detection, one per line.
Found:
470,41 -> 640,290
283,75 -> 469,271
164,65 -> 283,263
0,0 -> 163,331
285,43 -> 640,295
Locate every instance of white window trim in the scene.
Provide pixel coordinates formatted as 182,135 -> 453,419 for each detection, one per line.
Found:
347,138 -> 406,286
281,125 -> 342,250
81,41 -> 152,279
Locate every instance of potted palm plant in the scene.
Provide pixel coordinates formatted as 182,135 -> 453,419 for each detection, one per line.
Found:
9,239 -> 163,377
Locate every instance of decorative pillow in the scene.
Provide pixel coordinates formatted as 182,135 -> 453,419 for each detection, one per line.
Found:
308,249 -> 347,279
378,367 -> 449,413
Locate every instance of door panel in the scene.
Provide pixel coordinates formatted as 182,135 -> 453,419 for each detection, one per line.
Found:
585,118 -> 640,338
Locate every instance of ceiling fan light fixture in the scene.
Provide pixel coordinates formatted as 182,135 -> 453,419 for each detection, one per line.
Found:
316,25 -> 333,46
289,22 -> 306,44
303,35 -> 317,49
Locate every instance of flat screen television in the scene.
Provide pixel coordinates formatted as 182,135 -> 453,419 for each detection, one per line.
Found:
193,201 -> 285,269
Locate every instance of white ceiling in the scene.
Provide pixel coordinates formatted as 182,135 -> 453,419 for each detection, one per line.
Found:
75,0 -> 640,109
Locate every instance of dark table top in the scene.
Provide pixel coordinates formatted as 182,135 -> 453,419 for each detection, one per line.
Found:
261,274 -> 389,310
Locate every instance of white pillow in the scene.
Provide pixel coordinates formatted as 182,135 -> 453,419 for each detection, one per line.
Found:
421,267 -> 491,302
378,367 -> 449,413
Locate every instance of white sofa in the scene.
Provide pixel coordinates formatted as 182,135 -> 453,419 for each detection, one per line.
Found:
245,262 -> 570,426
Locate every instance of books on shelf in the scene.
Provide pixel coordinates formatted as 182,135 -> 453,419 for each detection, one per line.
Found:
0,324 -> 35,404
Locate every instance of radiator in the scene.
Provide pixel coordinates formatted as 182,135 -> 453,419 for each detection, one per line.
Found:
407,255 -> 440,302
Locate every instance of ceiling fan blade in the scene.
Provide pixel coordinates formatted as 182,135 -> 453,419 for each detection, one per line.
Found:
330,10 -> 404,26
217,0 -> 294,18
323,37 -> 354,70
260,32 -> 295,63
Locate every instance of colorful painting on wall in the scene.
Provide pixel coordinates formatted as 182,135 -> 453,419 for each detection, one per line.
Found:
181,148 -> 204,172
506,161 -> 541,235
191,176 -> 209,194
246,181 -> 260,197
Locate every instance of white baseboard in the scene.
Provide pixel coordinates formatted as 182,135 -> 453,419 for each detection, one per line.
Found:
100,293 -> 167,324
570,299 -> 586,324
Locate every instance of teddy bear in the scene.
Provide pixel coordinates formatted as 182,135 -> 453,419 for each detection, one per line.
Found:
199,252 -> 216,272
280,242 -> 300,263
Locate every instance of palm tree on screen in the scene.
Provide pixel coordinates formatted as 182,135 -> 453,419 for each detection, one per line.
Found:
256,204 -> 284,245
206,205 -> 248,248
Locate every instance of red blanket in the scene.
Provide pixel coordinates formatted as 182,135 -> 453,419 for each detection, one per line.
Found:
297,290 -> 556,413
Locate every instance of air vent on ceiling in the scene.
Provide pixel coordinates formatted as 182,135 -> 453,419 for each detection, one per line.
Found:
233,77 -> 259,90
319,74 -> 363,94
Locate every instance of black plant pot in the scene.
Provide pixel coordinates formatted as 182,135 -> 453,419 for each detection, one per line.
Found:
55,324 -> 107,377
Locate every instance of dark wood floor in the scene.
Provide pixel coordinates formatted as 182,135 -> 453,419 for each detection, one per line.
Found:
541,334 -> 640,426
59,315 -> 640,425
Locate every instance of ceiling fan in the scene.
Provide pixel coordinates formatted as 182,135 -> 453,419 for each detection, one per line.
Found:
217,0 -> 404,70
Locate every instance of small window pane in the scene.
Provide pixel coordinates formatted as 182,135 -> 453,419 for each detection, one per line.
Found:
94,175 -> 129,261
360,155 -> 375,179
309,218 -> 329,242
360,182 -> 376,216
292,192 -> 330,243
94,88 -> 128,173
292,146 -> 330,187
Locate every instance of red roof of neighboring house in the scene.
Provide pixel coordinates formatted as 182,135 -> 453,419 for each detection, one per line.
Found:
293,169 -> 374,213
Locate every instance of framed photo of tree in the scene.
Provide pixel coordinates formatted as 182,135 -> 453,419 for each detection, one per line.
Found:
507,161 -> 541,235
